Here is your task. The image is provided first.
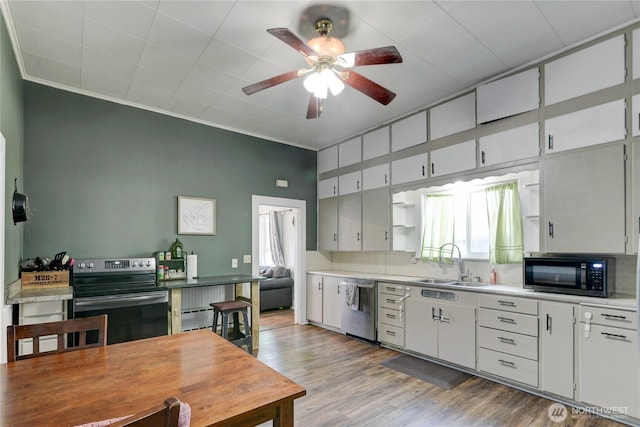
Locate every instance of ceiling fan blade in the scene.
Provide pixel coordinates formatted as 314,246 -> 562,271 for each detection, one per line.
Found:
242,69 -> 309,95
336,46 -> 403,68
267,28 -> 317,57
306,95 -> 323,119
340,70 -> 397,105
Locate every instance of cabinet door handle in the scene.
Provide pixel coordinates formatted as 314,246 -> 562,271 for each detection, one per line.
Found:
498,316 -> 516,324
601,332 -> 628,340
432,307 -> 439,321
357,232 -> 361,242
318,282 -> 322,291
481,150 -> 486,164
548,134 -> 554,150
422,165 -> 425,176
333,233 -> 337,242
384,230 -> 389,241
546,314 -> 551,332
431,163 -> 435,175
333,185 -> 336,195
548,222 -> 554,238
356,180 -> 360,190
601,313 -> 627,320
384,173 -> 388,184
498,359 -> 516,368
498,336 -> 515,344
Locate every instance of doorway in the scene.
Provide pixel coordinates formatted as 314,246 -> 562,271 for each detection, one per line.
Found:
251,196 -> 306,327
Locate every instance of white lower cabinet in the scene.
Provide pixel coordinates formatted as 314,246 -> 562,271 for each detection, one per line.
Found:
578,305 -> 639,419
478,295 -> 539,387
305,274 -> 342,330
322,276 -> 343,330
306,273 -> 323,323
378,282 -> 411,347
18,301 -> 66,356
405,288 -> 477,369
540,301 -> 576,399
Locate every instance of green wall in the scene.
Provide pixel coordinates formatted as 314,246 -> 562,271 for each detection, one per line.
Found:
1,12 -> 23,285
23,83 -> 317,276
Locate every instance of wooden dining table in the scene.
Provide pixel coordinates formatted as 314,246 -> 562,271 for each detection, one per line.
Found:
0,329 -> 306,427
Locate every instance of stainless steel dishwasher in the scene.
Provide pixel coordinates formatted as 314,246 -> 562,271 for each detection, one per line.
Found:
340,278 -> 377,342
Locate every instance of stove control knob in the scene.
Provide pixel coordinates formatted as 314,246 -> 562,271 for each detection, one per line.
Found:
132,262 -> 138,267
79,262 -> 85,269
88,262 -> 94,269
145,260 -> 151,267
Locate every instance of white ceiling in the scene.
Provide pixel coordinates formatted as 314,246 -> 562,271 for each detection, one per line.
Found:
3,1 -> 640,151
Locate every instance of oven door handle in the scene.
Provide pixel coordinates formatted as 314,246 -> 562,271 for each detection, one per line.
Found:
74,291 -> 168,312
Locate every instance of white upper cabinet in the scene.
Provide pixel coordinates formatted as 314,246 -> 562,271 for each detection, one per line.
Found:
476,68 -> 539,124
338,137 -> 362,168
633,94 -> 640,137
634,29 -> 640,80
318,177 -> 338,199
545,99 -> 626,154
391,111 -> 427,152
338,170 -> 362,195
363,127 -> 390,160
479,123 -> 539,167
318,145 -> 338,174
545,35 -> 625,105
430,140 -> 476,178
391,153 -> 429,185
362,163 -> 389,191
430,92 -> 476,140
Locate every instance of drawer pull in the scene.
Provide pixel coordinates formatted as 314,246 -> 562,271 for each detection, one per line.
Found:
385,330 -> 396,336
386,298 -> 396,304
497,300 -> 516,307
498,359 -> 516,368
385,313 -> 396,319
601,332 -> 628,340
385,287 -> 397,292
498,316 -> 516,324
498,336 -> 516,344
601,313 -> 627,320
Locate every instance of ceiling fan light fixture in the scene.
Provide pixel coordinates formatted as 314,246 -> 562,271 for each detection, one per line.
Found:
307,35 -> 346,57
303,68 -> 344,98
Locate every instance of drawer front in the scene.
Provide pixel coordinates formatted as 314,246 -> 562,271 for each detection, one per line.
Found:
479,308 -> 539,336
479,348 -> 539,387
579,305 -> 637,330
379,307 -> 404,327
479,294 -> 538,315
379,294 -> 406,310
378,282 -> 410,296
21,301 -> 65,317
379,323 -> 404,347
479,327 -> 539,360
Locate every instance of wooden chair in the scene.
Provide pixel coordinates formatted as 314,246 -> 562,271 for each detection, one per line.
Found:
109,397 -> 182,427
6,314 -> 107,362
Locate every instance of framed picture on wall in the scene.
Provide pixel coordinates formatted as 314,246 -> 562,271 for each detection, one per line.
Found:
178,196 -> 216,235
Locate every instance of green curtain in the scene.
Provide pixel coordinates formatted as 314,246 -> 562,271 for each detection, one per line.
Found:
420,194 -> 455,261
485,182 -> 523,264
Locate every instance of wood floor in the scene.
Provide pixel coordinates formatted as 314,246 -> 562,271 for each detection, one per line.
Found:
256,310 -> 628,427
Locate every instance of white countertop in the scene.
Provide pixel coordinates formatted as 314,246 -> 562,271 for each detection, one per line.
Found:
308,270 -> 637,310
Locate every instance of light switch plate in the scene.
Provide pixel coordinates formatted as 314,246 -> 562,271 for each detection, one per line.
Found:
243,255 -> 251,263
231,258 -> 238,268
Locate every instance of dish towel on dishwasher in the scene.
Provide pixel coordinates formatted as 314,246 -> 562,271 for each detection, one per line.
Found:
345,283 -> 359,311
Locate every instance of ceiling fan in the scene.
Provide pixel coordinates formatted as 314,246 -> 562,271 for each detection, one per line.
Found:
241,18 -> 403,119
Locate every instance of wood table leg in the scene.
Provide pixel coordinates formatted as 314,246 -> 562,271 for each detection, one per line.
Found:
273,400 -> 295,427
235,281 -> 260,353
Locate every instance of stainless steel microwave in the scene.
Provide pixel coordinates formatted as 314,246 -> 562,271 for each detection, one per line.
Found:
523,257 -> 612,297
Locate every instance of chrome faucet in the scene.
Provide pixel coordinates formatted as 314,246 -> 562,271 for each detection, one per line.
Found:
438,243 -> 465,279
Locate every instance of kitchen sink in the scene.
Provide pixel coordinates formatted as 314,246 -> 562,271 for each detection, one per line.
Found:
416,278 -> 456,285
416,278 -> 489,287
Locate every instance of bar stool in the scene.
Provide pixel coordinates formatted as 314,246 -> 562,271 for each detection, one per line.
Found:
210,300 -> 252,353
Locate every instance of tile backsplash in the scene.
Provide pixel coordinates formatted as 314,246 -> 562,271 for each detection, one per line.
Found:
306,251 -> 637,296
